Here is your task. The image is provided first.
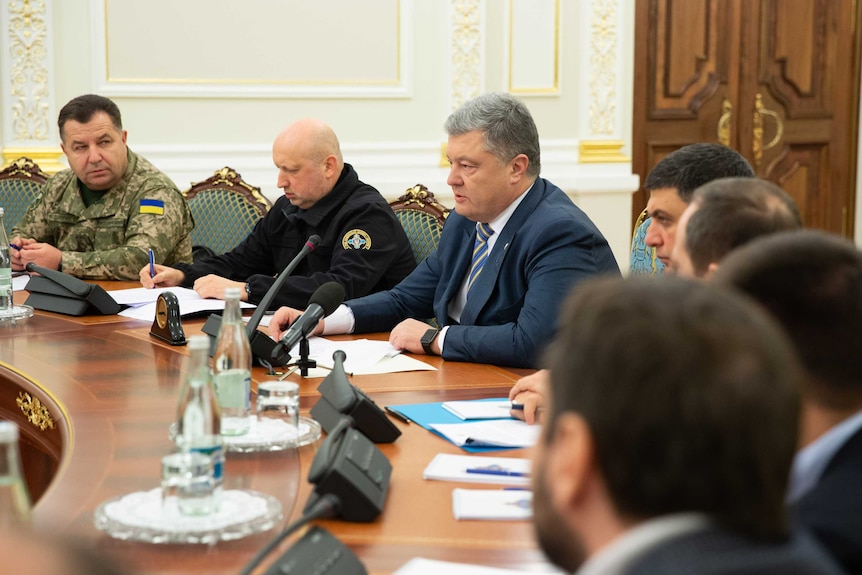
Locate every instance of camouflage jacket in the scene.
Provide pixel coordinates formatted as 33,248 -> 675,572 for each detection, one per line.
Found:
12,148 -> 194,280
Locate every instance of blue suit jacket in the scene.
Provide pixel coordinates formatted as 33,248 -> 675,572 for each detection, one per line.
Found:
347,178 -> 620,368
796,425 -> 862,574
625,527 -> 845,575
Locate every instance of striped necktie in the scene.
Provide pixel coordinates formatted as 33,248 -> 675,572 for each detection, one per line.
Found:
467,222 -> 495,297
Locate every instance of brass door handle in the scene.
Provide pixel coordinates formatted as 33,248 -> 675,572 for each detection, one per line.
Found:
717,98 -> 732,147
753,93 -> 784,166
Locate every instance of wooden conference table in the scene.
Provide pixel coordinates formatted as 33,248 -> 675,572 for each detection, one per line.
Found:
0,282 -> 549,575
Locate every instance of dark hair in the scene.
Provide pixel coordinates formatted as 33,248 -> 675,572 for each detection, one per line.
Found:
685,178 -> 802,275
445,92 -> 541,177
644,143 -> 755,202
546,277 -> 801,539
714,230 -> 862,409
58,94 -> 123,140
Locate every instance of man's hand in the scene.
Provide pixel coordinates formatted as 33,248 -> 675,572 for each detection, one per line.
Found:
508,369 -> 549,425
389,318 -> 438,355
269,306 -> 322,341
140,264 -> 184,289
192,275 -> 246,301
13,241 -> 62,272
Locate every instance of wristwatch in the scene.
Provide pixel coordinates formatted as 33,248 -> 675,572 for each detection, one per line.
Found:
421,328 -> 440,355
244,282 -> 251,300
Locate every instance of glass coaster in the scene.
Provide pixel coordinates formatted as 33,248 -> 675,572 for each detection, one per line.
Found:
169,416 -> 322,453
0,304 -> 34,324
94,488 -> 282,544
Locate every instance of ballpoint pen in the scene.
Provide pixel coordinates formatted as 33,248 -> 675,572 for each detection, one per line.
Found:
148,248 -> 155,278
8,243 -> 21,251
465,466 -> 529,478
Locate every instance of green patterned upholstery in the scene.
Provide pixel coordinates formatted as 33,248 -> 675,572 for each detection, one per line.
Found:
0,157 -> 47,236
389,184 -> 449,265
183,167 -> 271,257
629,208 -> 665,275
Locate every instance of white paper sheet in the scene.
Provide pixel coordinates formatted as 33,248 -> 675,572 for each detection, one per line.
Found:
423,453 -> 531,486
452,488 -> 532,520
394,558 -> 553,575
429,419 -> 541,448
442,399 -> 514,420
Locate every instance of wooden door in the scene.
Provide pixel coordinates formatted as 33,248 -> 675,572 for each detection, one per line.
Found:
632,0 -> 862,237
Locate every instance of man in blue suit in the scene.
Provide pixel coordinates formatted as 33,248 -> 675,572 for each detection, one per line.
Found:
533,277 -> 842,575
715,230 -> 862,573
270,93 -> 619,368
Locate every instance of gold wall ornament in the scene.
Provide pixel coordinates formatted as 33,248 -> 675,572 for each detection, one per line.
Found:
589,0 -> 619,135
16,391 -> 56,431
2,147 -> 64,173
578,140 -> 630,163
7,0 -> 51,141
450,0 -> 483,110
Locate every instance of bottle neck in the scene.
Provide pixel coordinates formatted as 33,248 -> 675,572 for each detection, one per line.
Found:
222,293 -> 242,325
0,440 -> 23,479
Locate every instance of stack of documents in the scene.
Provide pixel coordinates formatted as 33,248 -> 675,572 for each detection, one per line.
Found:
423,453 -> 530,486
442,399 -> 514,420
429,419 -> 540,448
452,488 -> 532,521
110,286 -> 255,320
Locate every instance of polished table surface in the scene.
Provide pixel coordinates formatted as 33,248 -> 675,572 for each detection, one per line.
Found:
1,282 -> 549,574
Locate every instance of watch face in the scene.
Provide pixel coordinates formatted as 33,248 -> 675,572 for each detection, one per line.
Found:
155,294 -> 168,329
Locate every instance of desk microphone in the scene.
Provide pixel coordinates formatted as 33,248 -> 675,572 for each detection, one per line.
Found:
274,282 -> 345,355
202,234 -> 319,366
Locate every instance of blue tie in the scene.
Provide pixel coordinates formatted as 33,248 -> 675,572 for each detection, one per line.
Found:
467,223 -> 494,298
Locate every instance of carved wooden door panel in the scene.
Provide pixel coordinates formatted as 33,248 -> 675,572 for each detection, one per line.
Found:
632,0 -> 860,236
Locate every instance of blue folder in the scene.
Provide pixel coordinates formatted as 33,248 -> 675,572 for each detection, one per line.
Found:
386,398 -> 519,453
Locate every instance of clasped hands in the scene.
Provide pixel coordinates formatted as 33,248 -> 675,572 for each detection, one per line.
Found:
139,264 -> 247,301
9,238 -> 62,272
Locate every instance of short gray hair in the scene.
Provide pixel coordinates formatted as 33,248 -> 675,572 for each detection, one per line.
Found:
445,92 -> 541,177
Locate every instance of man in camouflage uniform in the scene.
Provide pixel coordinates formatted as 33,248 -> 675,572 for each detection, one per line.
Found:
10,94 -> 193,280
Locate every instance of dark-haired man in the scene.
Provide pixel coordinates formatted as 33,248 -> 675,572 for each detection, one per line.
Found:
534,276 -> 842,574
11,94 -> 193,280
714,230 -> 862,573
641,143 -> 755,270
670,177 -> 802,278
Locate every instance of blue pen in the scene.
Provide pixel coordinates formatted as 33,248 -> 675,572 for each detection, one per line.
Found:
148,249 -> 155,278
465,466 -> 529,478
8,243 -> 21,251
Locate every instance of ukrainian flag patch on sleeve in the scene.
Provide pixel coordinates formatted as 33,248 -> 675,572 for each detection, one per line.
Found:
139,199 -> 165,215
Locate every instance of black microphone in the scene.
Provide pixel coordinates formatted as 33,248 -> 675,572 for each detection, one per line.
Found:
201,234 -> 320,366
276,281 -> 345,353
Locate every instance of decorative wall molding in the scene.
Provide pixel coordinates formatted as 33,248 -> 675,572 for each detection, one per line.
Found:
508,0 -> 560,95
1,0 -> 56,146
587,0 -> 619,136
448,0 -> 485,111
91,0 -> 412,99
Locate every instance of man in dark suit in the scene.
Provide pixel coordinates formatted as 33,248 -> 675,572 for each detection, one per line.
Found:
533,277 -> 842,574
270,92 -> 619,368
714,230 -> 862,574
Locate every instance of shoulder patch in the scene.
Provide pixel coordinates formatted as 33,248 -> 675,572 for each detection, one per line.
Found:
139,198 -> 165,215
342,229 -> 371,250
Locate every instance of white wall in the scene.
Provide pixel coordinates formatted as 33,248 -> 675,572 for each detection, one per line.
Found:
2,0 -> 639,268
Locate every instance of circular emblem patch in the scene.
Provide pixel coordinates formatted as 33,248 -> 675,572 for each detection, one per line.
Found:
342,229 -> 372,250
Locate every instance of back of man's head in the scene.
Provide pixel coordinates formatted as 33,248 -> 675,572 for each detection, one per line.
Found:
444,92 -> 541,178
644,143 -> 755,202
713,230 -> 862,410
544,277 -> 800,540
685,178 -> 802,276
58,94 -> 123,140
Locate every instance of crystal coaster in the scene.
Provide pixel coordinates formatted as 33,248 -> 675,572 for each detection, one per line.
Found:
94,488 -> 282,544
169,416 -> 322,453
0,304 -> 34,324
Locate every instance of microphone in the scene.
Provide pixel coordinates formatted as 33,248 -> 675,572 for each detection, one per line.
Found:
201,234 -> 320,366
275,281 -> 345,354
310,350 -> 401,443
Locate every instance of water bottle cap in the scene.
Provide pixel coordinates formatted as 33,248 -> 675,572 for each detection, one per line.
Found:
188,335 -> 209,350
224,287 -> 241,299
0,421 -> 19,442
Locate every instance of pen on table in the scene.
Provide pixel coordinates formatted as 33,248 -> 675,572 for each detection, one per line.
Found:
465,467 -> 529,478
8,243 -> 21,251
148,249 -> 156,278
384,406 -> 411,425
510,402 -> 543,413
